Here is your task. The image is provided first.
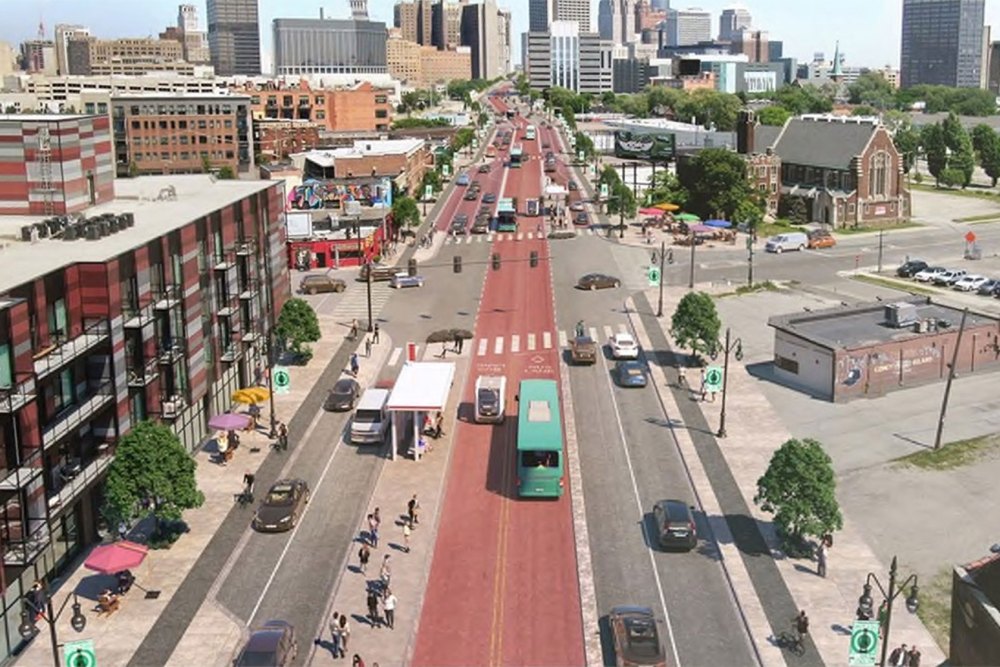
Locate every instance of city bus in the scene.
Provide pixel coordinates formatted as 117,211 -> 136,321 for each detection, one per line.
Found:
525,198 -> 540,217
509,145 -> 523,168
525,125 -> 537,141
516,379 -> 564,498
486,145 -> 497,158
497,198 -> 518,232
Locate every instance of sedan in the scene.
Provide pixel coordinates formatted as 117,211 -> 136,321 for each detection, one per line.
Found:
574,212 -> 589,226
609,606 -> 667,667
324,378 -> 360,411
298,275 -> 346,295
483,192 -> 497,204
615,360 -> 647,387
478,164 -> 491,173
450,222 -> 468,236
977,278 -> 1000,296
954,275 -> 988,292
897,259 -> 929,278
568,180 -> 579,191
807,230 -> 836,249
913,266 -> 947,282
390,272 -> 426,288
253,480 -> 310,532
455,173 -> 470,186
609,333 -> 640,359
234,620 -> 298,667
577,273 -> 620,290
463,190 -> 479,201
932,269 -> 967,286
570,201 -> 585,212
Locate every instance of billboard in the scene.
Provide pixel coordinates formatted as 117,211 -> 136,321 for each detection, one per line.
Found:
614,131 -> 676,161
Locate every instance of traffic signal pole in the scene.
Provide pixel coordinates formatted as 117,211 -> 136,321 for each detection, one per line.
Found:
657,240 -> 666,317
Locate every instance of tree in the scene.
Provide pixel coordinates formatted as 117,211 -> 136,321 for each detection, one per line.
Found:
645,170 -> 688,208
971,124 -> 1000,186
102,421 -> 204,544
217,166 -> 235,180
757,105 -> 792,127
670,292 -> 721,360
422,169 -> 441,194
391,195 -> 420,228
754,438 -> 843,549
892,123 -> 921,173
942,112 -> 975,187
851,105 -> 877,117
846,71 -> 895,109
779,197 -> 809,224
574,132 -> 595,161
920,123 -> 947,185
200,154 -> 212,174
276,297 -> 321,362
677,148 -> 753,220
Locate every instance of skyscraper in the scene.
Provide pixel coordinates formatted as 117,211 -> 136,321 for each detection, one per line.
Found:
207,0 -> 262,76
663,7 -> 711,47
900,0 -> 985,88
718,6 -> 752,42
351,0 -> 370,20
529,0 -> 551,32
178,5 -> 210,64
598,0 -> 637,45
273,16 -> 387,75
530,0 -> 591,33
54,24 -> 90,75
462,0 -> 503,78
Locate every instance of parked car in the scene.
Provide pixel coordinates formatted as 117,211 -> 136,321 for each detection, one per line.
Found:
574,212 -> 589,226
807,230 -> 836,249
253,480 -> 310,532
608,606 -> 667,667
390,272 -> 425,288
954,275 -> 988,292
609,333 -> 639,360
324,378 -> 361,411
977,278 -> 1000,296
913,266 -> 947,282
615,360 -> 647,387
933,269 -> 967,286
577,273 -> 620,290
896,259 -> 929,278
234,620 -> 298,667
764,232 -> 808,253
652,499 -> 697,551
455,173 -> 470,186
483,192 -> 497,203
298,275 -> 345,295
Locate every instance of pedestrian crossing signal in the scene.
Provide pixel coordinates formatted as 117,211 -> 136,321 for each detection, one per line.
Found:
491,253 -> 500,271
408,259 -> 417,276
453,255 -> 462,273
530,251 -> 538,267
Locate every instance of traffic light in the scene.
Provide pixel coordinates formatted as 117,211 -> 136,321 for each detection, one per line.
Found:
529,251 -> 538,268
408,259 -> 417,276
453,255 -> 462,273
491,253 -> 501,271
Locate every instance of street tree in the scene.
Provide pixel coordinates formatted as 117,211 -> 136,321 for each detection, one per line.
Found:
391,196 -> 421,230
422,169 -> 441,195
779,197 -> 809,225
891,122 -> 921,173
670,292 -> 721,361
920,123 -> 947,185
757,105 -> 792,127
645,170 -> 688,208
677,148 -> 753,220
574,132 -> 596,161
942,112 -> 975,187
754,438 -> 843,550
276,297 -> 321,362
971,124 -> 1000,186
102,421 -> 204,544
734,192 -> 766,231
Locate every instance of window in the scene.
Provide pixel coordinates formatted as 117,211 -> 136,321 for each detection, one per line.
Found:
849,203 -> 856,214
315,96 -> 324,104
774,355 -> 799,374
375,109 -> 388,119
0,343 -> 12,387
869,150 -> 889,197
131,120 -> 141,130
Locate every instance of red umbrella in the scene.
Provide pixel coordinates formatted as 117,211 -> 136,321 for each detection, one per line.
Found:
84,540 -> 149,575
639,207 -> 665,217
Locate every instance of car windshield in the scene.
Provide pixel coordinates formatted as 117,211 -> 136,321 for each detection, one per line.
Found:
265,485 -> 294,506
237,650 -> 280,667
332,382 -> 354,396
354,408 -> 382,424
623,617 -> 661,659
478,388 -> 499,404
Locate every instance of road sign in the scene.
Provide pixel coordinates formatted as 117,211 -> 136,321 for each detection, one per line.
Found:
704,366 -> 723,392
64,639 -> 96,667
600,183 -> 609,200
647,266 -> 661,286
965,231 -> 977,243
578,150 -> 585,163
442,164 -> 450,177
424,184 -> 433,201
273,366 -> 291,395
848,620 -> 880,666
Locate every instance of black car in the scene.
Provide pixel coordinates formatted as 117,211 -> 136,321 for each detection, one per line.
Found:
253,479 -> 310,532
977,278 -> 1000,296
568,180 -> 579,191
897,259 -> 929,278
463,190 -> 479,201
652,499 -> 697,551
483,192 -> 497,203
574,212 -> 589,226
324,378 -> 360,411
577,273 -> 620,290
234,620 -> 298,667
609,606 -> 666,667
450,221 -> 468,235
478,164 -> 491,173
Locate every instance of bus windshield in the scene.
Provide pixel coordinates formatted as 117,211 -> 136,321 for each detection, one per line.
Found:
516,380 -> 564,498
510,145 -> 523,168
525,126 -> 536,140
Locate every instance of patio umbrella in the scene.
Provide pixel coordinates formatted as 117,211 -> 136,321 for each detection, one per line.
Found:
84,540 -> 149,575
639,207 -> 665,217
676,212 -> 700,222
232,387 -> 270,404
689,224 -> 715,234
653,202 -> 680,212
208,412 -> 251,431
704,219 -> 732,228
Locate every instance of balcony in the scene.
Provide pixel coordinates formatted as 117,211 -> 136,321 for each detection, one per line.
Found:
0,448 -> 43,495
123,300 -> 155,329
158,340 -> 185,365
239,279 -> 259,300
218,304 -> 237,318
0,374 -> 37,413
214,254 -> 236,271
47,452 -> 113,516
127,358 -> 159,388
3,521 -> 50,567
221,343 -> 242,363
235,241 -> 254,256
33,319 -> 111,381
160,394 -> 186,420
153,284 -> 182,310
241,332 -> 262,344
41,380 -> 116,450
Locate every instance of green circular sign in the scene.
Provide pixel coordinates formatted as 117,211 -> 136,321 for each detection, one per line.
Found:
850,627 -> 877,653
68,648 -> 96,667
273,369 -> 290,389
706,369 -> 722,385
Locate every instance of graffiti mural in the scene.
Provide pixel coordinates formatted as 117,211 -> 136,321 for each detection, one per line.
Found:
288,178 -> 393,210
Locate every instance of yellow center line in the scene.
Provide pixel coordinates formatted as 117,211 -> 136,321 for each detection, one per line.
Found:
489,397 -> 514,666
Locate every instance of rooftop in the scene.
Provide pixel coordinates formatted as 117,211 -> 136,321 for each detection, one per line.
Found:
0,175 -> 276,295
770,115 -> 880,171
301,138 -> 424,166
769,297 -> 1000,350
0,114 -> 96,122
110,91 -> 250,100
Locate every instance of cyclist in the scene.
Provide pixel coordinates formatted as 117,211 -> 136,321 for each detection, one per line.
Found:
793,610 -> 809,648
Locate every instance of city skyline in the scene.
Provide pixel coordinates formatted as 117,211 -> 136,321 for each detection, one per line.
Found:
4,0 -> 1000,71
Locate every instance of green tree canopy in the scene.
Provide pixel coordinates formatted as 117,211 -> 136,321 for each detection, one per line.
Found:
971,124 -> 1000,186
276,297 -> 321,361
847,71 -> 896,109
674,89 -> 743,131
645,170 -> 688,208
677,148 -> 753,220
102,421 -> 204,539
670,291 -> 721,359
392,117 -> 450,130
942,112 -> 975,187
754,438 -> 843,545
392,195 -> 421,227
921,123 -> 948,185
757,105 -> 792,127
768,85 -> 835,115
892,122 -> 921,173
574,132 -> 596,161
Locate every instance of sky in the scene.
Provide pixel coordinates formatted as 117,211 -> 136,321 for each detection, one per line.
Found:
4,0 -> 1000,72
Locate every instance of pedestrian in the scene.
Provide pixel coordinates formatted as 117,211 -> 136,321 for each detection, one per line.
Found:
455,333 -> 464,354
329,612 -> 342,657
338,614 -> 350,657
358,543 -> 371,573
367,514 -> 379,548
402,522 -> 411,553
407,494 -> 421,527
433,411 -> 444,439
699,368 -> 707,402
889,644 -> 909,667
350,318 -> 359,340
352,654 -> 365,667
816,539 -> 827,578
366,589 -> 381,628
373,323 -> 380,344
350,352 -> 359,377
365,336 -> 373,358
907,646 -> 921,667
277,423 -> 288,451
373,507 -> 381,526
379,554 -> 392,591
383,590 -> 397,629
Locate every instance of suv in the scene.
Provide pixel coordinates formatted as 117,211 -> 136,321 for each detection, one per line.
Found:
569,336 -> 597,364
298,275 -> 346,294
896,259 -> 929,278
358,264 -> 397,282
933,269 -> 967,286
652,499 -> 697,551
807,229 -> 836,249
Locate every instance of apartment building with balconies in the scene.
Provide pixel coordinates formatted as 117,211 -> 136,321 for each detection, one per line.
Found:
236,80 -> 392,134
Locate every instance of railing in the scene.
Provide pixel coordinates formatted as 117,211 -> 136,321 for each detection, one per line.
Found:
0,448 -> 43,493
160,394 -> 186,419
221,343 -> 241,362
41,379 -> 116,450
214,253 -> 235,270
33,319 -> 111,380
0,374 -> 37,413
235,241 -> 254,256
47,452 -> 113,514
123,299 -> 155,328
158,340 -> 185,365
3,522 -> 51,566
126,358 -> 160,388
153,284 -> 182,310
239,278 -> 259,300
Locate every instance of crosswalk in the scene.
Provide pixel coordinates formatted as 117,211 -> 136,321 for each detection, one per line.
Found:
331,281 -> 394,320
385,322 -> 630,366
442,229 -> 597,244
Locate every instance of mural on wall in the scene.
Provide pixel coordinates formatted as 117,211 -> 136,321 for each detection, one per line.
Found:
288,178 -> 393,211
839,354 -> 864,386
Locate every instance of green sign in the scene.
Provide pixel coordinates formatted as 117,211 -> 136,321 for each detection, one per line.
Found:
704,366 -> 723,393
472,138 -> 479,149
578,150 -> 585,163
424,184 -> 433,201
600,183 -> 609,200
647,266 -> 660,286
273,366 -> 291,395
614,130 -> 676,160
64,639 -> 96,667
442,164 -> 450,177
849,621 -> 880,666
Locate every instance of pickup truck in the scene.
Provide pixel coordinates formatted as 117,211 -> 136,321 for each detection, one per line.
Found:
569,336 -> 597,365
474,375 -> 506,423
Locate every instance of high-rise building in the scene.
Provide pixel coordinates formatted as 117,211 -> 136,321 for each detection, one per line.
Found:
351,0 -> 370,20
649,0 -> 669,10
395,2 -> 420,42
718,6 -> 752,42
178,4 -> 210,64
900,0 -> 985,88
599,0 -> 638,45
273,16 -> 388,76
529,0 -> 551,32
207,0 -> 262,76
530,0 -> 591,33
19,40 -> 57,75
497,7 -> 512,74
0,41 -> 15,76
731,29 -> 768,63
432,0 -> 464,49
387,30 -> 472,85
767,40 -> 783,61
525,21 -> 612,93
54,24 -> 90,75
462,0 -> 504,79
66,37 -> 191,77
663,7 -> 711,47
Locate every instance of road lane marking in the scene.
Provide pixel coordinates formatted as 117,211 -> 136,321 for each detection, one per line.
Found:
558,330 -> 568,347
617,322 -> 628,333
527,333 -> 537,350
478,338 -> 488,356
494,337 -> 504,355
489,410 -> 515,666
543,331 -> 553,349
511,334 -> 520,353
589,326 -> 599,341
387,347 -> 402,366
466,236 -> 473,244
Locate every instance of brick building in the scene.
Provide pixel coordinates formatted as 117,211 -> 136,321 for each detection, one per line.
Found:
254,119 -> 323,160
110,93 -> 253,177
299,138 -> 431,197
735,109 -> 780,216
236,81 -> 392,133
66,36 -> 192,77
386,30 -> 472,85
768,297 -> 1000,402
0,172 -> 288,661
0,115 -> 115,216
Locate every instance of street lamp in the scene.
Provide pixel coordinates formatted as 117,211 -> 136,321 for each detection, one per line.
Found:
18,581 -> 87,667
856,556 -> 920,667
711,327 -> 743,438
355,217 -> 374,333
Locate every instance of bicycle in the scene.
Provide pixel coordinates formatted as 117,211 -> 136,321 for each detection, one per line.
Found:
775,628 -> 805,656
234,489 -> 254,508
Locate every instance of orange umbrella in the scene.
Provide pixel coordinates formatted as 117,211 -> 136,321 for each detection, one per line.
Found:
653,202 -> 680,212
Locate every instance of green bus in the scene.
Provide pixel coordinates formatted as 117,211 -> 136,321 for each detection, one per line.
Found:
497,198 -> 518,232
509,144 -> 523,168
516,379 -> 565,498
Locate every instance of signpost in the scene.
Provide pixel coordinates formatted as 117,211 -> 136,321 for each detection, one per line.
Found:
273,366 -> 291,395
424,184 -> 433,202
647,266 -> 661,286
848,620 -> 880,666
64,639 -> 96,667
600,183 -> 609,200
704,366 -> 723,393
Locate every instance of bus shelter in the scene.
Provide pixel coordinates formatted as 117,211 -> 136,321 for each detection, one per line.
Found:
386,361 -> 456,461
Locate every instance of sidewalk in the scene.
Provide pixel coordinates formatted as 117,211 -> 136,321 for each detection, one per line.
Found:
628,285 -> 946,666
14,314 -> 372,667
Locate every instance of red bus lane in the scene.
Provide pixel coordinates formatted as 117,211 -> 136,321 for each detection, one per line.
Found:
413,111 -> 585,667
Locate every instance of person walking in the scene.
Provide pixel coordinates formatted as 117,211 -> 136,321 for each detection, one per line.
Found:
402,522 -> 411,553
350,318 -> 359,340
699,368 -> 707,402
277,423 -> 288,451
889,644 -> 909,667
383,590 -> 397,629
379,554 -> 392,591
329,612 -> 342,658
338,614 -> 351,657
358,543 -> 371,573
350,352 -> 360,377
367,513 -> 379,548
365,337 -> 373,358
907,646 -> 921,667
816,538 -> 828,578
373,323 -> 380,344
366,589 -> 381,628
352,654 -> 366,667
407,494 -> 421,527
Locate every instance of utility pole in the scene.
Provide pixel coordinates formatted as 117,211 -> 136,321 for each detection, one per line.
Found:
656,240 -> 667,317
747,228 -> 755,286
934,308 -> 968,450
688,234 -> 696,289
620,161 -> 627,239
877,228 -> 885,273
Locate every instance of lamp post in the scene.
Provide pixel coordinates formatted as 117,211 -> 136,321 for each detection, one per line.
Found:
856,556 -> 920,667
712,327 -> 743,438
18,581 -> 87,667
355,217 -> 374,333
656,242 -> 673,318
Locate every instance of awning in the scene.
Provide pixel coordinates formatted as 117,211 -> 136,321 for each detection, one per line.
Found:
676,213 -> 700,222
704,219 -> 732,228
386,362 -> 456,412
653,202 -> 680,212
84,540 -> 149,575
639,207 -> 665,217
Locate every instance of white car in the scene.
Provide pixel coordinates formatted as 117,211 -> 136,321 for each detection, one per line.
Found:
913,266 -> 947,282
932,269 -> 966,286
390,272 -> 425,289
608,333 -> 639,359
954,275 -> 988,292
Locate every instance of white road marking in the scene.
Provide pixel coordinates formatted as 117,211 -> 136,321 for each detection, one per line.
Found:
494,337 -> 504,354
543,331 -> 553,349
477,338 -> 488,356
387,347 -> 402,366
589,327 -> 599,341
511,334 -> 521,353
527,333 -> 537,350
558,330 -> 568,347
602,325 -> 614,339
617,322 -> 628,333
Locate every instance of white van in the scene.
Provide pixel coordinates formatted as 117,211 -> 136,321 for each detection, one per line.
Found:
474,376 -> 506,423
350,388 -> 391,444
765,232 -> 808,254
